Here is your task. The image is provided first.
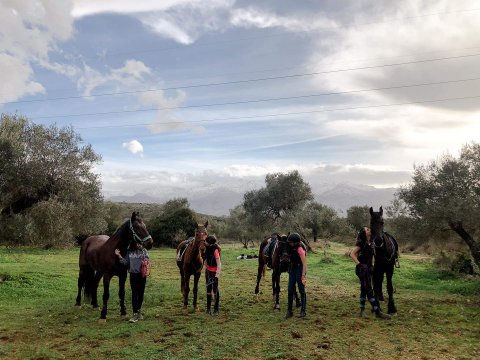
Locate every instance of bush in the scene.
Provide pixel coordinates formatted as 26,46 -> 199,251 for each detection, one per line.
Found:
433,251 -> 476,275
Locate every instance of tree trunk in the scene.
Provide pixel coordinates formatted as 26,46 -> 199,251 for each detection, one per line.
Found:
449,221 -> 480,268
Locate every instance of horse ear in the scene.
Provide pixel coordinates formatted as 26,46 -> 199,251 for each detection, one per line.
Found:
379,206 -> 383,216
369,207 -> 374,215
204,220 -> 209,228
131,211 -> 137,223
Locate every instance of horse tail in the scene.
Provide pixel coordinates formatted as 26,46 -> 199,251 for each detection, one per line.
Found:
83,267 -> 95,301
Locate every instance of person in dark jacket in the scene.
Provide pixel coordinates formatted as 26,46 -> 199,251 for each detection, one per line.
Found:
115,241 -> 150,323
350,227 -> 390,320
203,235 -> 222,316
285,233 -> 307,319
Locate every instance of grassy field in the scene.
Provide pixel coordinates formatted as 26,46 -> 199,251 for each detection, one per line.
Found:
0,242 -> 479,360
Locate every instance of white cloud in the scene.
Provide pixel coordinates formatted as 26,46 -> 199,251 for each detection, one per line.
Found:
72,0 -> 207,18
0,0 -> 76,103
230,7 -> 338,32
122,139 -> 144,157
309,1 -> 480,108
77,59 -> 151,96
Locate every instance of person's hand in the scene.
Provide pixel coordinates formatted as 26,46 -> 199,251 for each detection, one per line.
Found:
114,249 -> 120,257
215,272 -> 219,278
301,275 -> 306,287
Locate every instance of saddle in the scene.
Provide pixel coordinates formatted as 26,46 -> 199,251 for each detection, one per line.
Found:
176,237 -> 195,262
263,234 -> 279,268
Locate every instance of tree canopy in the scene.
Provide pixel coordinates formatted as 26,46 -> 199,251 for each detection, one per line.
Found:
0,114 -> 105,246
398,142 -> 480,267
243,170 -> 313,226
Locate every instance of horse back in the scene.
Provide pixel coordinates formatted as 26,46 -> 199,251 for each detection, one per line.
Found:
79,235 -> 110,269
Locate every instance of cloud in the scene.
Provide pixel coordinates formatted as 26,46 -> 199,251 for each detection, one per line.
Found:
0,1 -> 76,103
309,1 -> 480,110
73,0 -> 234,44
122,139 -> 144,157
77,59 -> 151,96
230,7 -> 338,32
72,0 -> 207,18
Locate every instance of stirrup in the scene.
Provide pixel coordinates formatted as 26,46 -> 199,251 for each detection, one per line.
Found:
395,258 -> 400,268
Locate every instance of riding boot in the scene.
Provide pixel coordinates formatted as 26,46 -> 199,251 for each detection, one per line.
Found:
206,294 -> 212,315
359,297 -> 367,318
369,297 -> 390,320
212,292 -> 219,316
298,293 -> 307,318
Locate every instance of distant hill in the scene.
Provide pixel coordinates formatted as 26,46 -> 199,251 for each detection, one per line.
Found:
106,183 -> 397,216
315,183 -> 397,215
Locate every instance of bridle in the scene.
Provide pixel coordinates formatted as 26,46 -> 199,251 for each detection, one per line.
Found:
129,218 -> 152,246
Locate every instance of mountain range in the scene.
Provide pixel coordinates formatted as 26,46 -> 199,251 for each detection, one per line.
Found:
107,183 -> 397,216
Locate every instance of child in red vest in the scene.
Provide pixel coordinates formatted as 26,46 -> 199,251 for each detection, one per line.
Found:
204,235 -> 221,316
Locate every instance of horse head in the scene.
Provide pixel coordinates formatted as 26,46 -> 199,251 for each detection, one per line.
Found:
369,206 -> 385,248
130,211 -> 153,249
278,234 -> 290,270
194,220 -> 208,257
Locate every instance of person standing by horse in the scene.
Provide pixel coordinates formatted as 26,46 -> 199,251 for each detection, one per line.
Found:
350,227 -> 390,320
285,233 -> 307,319
115,240 -> 150,323
203,235 -> 222,316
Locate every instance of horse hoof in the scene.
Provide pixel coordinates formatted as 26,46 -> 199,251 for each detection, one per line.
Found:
98,318 -> 107,324
74,304 -> 81,308
274,305 -> 280,311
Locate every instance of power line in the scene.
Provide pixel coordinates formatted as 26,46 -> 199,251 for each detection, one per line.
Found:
32,76 -> 480,120
5,52 -> 480,106
76,94 -> 480,131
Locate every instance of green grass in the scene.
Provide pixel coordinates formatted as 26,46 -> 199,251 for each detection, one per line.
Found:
0,243 -> 479,360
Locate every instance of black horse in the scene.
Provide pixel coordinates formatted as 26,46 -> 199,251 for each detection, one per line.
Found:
255,234 -> 300,310
369,206 -> 398,314
75,212 -> 153,321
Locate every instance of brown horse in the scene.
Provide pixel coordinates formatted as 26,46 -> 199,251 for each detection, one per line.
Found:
254,234 -> 300,310
75,212 -> 153,321
176,221 -> 208,312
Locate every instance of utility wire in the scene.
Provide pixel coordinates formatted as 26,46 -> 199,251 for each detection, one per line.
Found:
5,52 -> 480,106
33,76 -> 480,120
75,94 -> 480,130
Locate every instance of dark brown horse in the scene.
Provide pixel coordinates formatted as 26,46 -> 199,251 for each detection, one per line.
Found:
254,234 -> 300,310
176,221 -> 208,312
369,206 -> 398,314
75,212 -> 153,321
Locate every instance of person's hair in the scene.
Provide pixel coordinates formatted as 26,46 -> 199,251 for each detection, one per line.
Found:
357,228 -> 368,243
206,235 -> 217,244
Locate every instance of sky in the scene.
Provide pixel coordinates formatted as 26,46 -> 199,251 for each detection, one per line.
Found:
1,0 -> 480,203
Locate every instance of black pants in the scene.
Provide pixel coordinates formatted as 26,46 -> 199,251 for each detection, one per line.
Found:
356,264 -> 377,310
130,272 -> 146,313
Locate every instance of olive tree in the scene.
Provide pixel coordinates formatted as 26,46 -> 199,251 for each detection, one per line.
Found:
0,114 -> 105,246
398,143 -> 480,267
243,170 -> 313,227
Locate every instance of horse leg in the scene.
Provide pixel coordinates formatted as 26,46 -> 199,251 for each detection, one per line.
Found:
91,271 -> 103,308
386,264 -> 397,314
183,272 -> 191,311
193,272 -> 200,311
294,286 -> 301,308
179,265 -> 185,294
118,272 -> 127,316
372,266 -> 384,304
273,271 -> 280,310
99,274 -> 111,321
75,268 -> 85,306
254,259 -> 264,295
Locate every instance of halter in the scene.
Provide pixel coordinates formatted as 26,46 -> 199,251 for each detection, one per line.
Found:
129,219 -> 152,246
